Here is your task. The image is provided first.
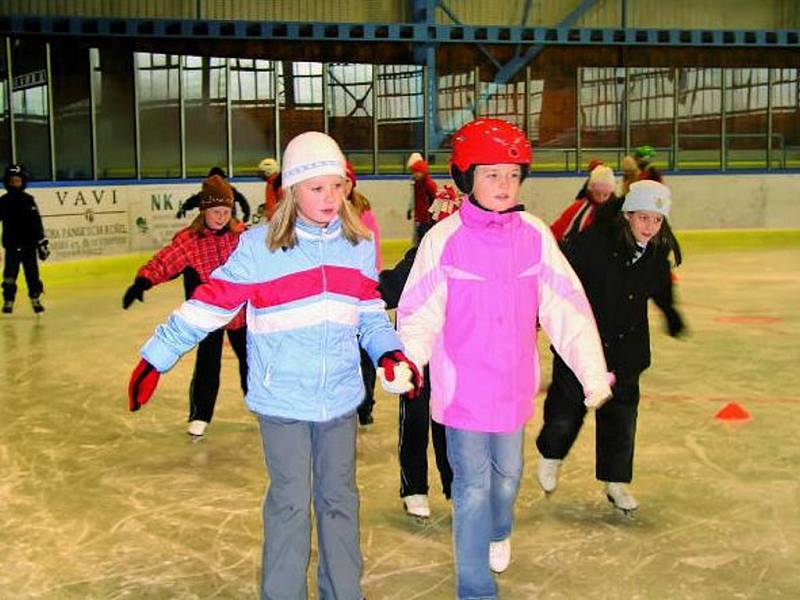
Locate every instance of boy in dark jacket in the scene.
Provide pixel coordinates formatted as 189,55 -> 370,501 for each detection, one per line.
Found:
0,164 -> 49,314
176,166 -> 251,223
379,244 -> 453,519
535,180 -> 685,513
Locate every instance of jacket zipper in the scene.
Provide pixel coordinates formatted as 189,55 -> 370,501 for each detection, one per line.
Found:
320,227 -> 329,420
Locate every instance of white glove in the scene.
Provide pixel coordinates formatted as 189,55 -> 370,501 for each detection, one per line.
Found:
584,390 -> 612,409
377,362 -> 415,395
584,372 -> 616,409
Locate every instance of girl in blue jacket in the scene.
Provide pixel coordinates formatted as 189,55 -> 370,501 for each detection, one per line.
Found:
127,131 -> 420,600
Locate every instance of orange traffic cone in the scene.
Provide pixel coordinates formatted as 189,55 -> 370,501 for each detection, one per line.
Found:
714,401 -> 752,422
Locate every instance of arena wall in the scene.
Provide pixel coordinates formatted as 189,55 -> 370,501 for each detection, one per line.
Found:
27,173 -> 800,261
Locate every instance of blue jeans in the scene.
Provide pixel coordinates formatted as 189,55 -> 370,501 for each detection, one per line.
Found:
446,426 -> 524,600
257,411 -> 362,600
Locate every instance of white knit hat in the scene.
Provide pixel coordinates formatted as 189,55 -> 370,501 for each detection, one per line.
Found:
281,132 -> 346,190
406,152 -> 424,170
588,165 -> 616,192
622,180 -> 671,216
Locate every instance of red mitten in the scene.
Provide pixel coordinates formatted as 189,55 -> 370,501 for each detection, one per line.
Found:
378,350 -> 423,399
128,358 -> 161,411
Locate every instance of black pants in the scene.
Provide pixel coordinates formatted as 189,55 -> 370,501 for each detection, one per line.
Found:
2,247 -> 43,301
188,327 -> 248,423
357,348 -> 376,421
399,366 -> 453,499
536,353 -> 640,483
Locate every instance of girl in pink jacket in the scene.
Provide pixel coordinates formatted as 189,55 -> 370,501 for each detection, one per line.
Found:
397,119 -> 612,600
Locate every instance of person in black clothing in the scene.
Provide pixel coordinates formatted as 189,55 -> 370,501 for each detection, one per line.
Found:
176,166 -> 251,223
379,245 -> 453,518
0,164 -> 49,314
535,180 -> 685,513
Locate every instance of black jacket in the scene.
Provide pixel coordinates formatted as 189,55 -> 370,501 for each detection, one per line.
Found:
179,187 -> 251,221
0,189 -> 46,250
562,219 -> 682,380
378,246 -> 418,309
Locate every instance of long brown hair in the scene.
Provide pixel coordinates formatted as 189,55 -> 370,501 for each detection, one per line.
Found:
267,182 -> 371,251
615,211 -> 682,266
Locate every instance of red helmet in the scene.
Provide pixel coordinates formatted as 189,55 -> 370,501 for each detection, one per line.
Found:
449,119 -> 532,193
450,118 -> 532,171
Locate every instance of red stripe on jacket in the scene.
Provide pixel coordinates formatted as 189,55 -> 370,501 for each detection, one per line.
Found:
191,265 -> 381,312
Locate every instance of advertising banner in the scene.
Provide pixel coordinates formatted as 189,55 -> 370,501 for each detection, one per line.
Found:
127,184 -> 196,252
37,186 -> 131,260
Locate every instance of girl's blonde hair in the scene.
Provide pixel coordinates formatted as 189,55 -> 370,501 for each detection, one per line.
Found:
267,180 -> 372,251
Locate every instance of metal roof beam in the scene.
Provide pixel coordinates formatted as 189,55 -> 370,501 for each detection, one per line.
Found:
1,15 -> 798,49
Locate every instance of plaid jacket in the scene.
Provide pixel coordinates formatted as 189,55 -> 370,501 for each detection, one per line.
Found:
138,223 -> 246,330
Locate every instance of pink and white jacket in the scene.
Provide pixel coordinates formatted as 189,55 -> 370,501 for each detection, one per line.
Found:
397,197 -> 611,433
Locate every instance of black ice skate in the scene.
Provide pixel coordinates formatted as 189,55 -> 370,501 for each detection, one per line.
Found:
2,300 -> 12,314
31,297 -> 44,314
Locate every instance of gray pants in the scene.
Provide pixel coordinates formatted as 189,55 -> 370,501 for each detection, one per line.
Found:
257,411 -> 362,600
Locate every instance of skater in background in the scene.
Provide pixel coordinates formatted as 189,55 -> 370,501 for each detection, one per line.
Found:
620,155 -> 639,198
397,118 -> 612,599
573,158 -> 605,201
633,145 -> 663,183
378,192 -> 457,517
255,157 -> 282,223
1,164 -> 49,315
127,131 -> 420,600
176,166 -> 251,223
344,160 -> 381,426
123,174 -> 248,438
406,152 -> 437,243
551,165 -> 620,245
535,180 -> 685,514
427,183 -> 462,223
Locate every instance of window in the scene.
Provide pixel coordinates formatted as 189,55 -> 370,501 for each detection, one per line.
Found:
11,39 -> 49,180
183,55 -> 227,178
51,43 -> 92,179
136,52 -> 180,178
91,47 -> 136,179
230,59 -> 278,176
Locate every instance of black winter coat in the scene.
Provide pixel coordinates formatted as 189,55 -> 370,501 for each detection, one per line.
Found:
562,220 -> 682,381
378,246 -> 418,309
0,190 -> 46,250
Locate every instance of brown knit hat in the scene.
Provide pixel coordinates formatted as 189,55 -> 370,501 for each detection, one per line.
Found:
199,174 -> 234,209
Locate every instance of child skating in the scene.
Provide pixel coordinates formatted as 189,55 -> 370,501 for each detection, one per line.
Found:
127,131 -> 420,600
535,180 -> 685,514
0,164 -> 49,315
123,174 -> 247,438
397,118 -> 612,599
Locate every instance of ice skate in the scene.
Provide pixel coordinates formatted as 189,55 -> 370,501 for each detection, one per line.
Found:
402,494 -> 430,518
604,482 -> 638,514
187,419 -> 209,439
536,457 -> 562,495
31,297 -> 44,314
2,300 -> 12,314
489,537 -> 511,573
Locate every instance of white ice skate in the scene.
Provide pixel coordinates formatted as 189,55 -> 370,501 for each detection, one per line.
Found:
402,494 -> 430,518
489,537 -> 511,573
536,457 -> 562,494
604,482 -> 638,514
187,420 -> 209,438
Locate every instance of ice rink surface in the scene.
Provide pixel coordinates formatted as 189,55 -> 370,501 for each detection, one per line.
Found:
1,243 -> 799,598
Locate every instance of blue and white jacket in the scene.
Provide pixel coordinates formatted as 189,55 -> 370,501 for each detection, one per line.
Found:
141,218 -> 402,422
